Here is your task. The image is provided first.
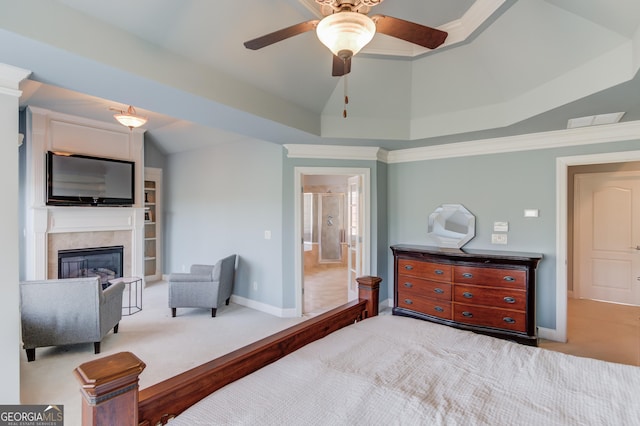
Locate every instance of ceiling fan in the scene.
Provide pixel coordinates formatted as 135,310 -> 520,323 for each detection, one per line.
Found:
244,0 -> 448,77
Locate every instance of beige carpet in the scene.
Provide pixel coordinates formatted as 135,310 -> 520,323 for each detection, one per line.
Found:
19,280 -> 305,426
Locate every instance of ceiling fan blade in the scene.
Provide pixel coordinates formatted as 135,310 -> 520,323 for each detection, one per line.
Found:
332,55 -> 352,77
372,15 -> 447,50
244,20 -> 320,50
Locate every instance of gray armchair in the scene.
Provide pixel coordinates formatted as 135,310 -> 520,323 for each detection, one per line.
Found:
20,276 -> 125,362
168,254 -> 237,317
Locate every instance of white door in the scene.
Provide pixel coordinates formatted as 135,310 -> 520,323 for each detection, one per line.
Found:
574,171 -> 640,305
347,175 -> 363,301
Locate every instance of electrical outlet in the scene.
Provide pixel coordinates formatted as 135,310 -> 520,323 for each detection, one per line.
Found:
491,234 -> 508,244
252,281 -> 258,291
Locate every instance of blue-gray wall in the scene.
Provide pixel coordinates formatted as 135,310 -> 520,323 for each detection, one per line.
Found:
387,139 -> 640,329
161,132 -> 640,327
280,157 -> 388,307
165,138 -> 285,307
165,144 -> 388,311
144,138 -> 167,170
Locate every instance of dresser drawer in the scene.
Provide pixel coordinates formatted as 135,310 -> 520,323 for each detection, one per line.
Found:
453,285 -> 526,311
453,303 -> 526,333
398,276 -> 451,301
397,294 -> 452,320
398,259 -> 451,282
453,266 -> 526,289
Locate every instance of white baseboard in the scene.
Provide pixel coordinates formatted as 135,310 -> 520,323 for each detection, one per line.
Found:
538,326 -> 565,343
230,295 -> 297,318
231,296 -> 395,318
379,298 -> 393,311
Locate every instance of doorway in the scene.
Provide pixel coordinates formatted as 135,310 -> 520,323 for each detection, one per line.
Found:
554,151 -> 640,343
303,189 -> 347,314
293,167 -> 370,317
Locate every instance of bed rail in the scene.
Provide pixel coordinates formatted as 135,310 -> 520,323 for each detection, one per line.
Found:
74,275 -> 381,426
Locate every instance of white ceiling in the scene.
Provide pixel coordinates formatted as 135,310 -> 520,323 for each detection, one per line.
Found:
2,0 -> 640,154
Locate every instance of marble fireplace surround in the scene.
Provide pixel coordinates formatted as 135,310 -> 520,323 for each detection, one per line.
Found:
24,107 -> 145,281
47,217 -> 134,280
30,206 -> 144,280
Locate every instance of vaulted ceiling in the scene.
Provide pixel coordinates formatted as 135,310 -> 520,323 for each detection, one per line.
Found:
2,0 -> 639,154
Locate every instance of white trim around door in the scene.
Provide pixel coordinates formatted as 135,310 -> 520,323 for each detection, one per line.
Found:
549,150 -> 640,343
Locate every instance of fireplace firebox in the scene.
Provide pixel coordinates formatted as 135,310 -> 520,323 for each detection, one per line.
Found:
58,246 -> 124,288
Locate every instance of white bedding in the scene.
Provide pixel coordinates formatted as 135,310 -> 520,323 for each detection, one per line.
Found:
171,314 -> 640,425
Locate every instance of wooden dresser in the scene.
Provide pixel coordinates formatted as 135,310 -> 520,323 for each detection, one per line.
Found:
391,244 -> 542,346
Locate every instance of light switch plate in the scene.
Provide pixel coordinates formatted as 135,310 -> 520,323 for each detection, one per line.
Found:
493,221 -> 509,232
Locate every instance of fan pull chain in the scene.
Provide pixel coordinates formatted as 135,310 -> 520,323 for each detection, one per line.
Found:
343,73 -> 349,118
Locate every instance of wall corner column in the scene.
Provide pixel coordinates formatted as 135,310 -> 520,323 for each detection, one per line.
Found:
0,62 -> 31,403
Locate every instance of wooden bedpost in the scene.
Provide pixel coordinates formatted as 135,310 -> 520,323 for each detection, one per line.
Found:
357,275 -> 381,318
74,351 -> 146,426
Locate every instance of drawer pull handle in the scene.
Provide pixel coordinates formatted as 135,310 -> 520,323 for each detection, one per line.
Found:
404,299 -> 413,305
503,296 -> 516,304
462,292 -> 473,299
503,317 -> 516,324
403,282 -> 413,288
434,288 -> 444,294
462,311 -> 473,318
404,265 -> 414,270
462,272 -> 473,279
434,269 -> 444,275
503,276 -> 516,282
434,306 -> 444,312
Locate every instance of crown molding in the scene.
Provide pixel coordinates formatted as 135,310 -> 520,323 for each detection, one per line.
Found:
386,120 -> 640,164
284,144 -> 388,162
285,120 -> 640,164
0,62 -> 31,95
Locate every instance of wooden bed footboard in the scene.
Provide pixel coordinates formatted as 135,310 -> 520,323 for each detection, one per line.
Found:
74,276 -> 381,426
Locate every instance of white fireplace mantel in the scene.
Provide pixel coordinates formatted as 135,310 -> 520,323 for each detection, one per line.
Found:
23,107 -> 145,280
46,206 -> 142,234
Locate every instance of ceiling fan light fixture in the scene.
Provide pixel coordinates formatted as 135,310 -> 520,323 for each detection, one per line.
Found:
113,105 -> 147,130
316,12 -> 376,58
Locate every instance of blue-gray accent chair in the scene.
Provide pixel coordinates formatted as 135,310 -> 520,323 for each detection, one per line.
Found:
20,276 -> 125,361
168,254 -> 237,318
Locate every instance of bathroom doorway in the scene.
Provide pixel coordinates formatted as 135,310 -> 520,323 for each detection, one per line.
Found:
294,167 -> 370,316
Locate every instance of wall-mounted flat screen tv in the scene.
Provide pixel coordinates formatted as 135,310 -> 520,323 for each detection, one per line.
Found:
46,151 -> 135,206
